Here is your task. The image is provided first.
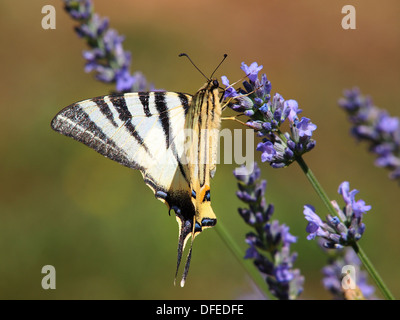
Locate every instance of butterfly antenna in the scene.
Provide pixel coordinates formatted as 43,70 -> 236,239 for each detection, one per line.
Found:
210,53 -> 228,79
179,53 -> 209,81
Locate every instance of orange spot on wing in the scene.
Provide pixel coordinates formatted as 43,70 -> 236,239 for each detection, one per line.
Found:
199,185 -> 210,202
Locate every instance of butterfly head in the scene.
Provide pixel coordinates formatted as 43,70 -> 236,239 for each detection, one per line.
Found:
211,79 -> 219,90
196,78 -> 220,94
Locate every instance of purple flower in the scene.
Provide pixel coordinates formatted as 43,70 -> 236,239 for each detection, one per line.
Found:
296,117 -> 317,137
281,224 -> 298,245
304,205 -> 329,240
338,87 -> 364,113
285,99 -> 301,123
375,154 -> 400,168
240,62 -> 263,82
351,197 -> 371,218
234,161 -> 261,185
244,241 -> 260,259
75,14 -> 109,39
339,88 -> 400,183
64,0 -> 92,20
338,181 -> 351,204
221,76 -> 239,98
257,141 -> 276,162
244,110 -> 255,117
377,113 -> 399,134
103,29 -> 125,57
63,0 -> 151,92
322,247 -> 376,300
222,63 -> 317,169
275,264 -> 294,283
115,67 -> 136,92
82,48 -> 104,71
255,74 -> 272,101
338,181 -> 371,218
235,162 -> 304,300
304,181 -> 371,248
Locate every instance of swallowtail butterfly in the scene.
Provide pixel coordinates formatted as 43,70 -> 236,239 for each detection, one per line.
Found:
51,59 -> 229,286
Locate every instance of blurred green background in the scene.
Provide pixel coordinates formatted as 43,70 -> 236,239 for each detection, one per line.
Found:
1,0 -> 399,299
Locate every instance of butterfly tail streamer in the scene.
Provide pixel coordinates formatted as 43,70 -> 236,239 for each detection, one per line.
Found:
180,244 -> 193,287
174,219 -> 193,286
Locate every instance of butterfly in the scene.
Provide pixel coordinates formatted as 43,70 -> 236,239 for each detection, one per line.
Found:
51,56 -> 231,286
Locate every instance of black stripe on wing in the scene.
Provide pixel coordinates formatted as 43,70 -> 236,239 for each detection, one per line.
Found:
139,92 -> 151,117
51,104 -> 143,171
178,93 -> 190,115
155,92 -> 191,185
93,97 -> 119,128
154,92 -> 171,148
110,95 -> 151,155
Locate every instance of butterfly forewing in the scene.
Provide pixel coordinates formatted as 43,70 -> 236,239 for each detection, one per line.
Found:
52,92 -> 191,189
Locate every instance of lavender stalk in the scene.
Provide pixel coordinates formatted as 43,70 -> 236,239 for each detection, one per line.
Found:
322,246 -> 376,300
64,0 -> 150,92
339,88 -> 400,182
234,162 -> 304,300
222,64 -> 394,300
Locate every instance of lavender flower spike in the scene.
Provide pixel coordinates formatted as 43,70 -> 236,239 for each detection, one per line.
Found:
234,162 -> 304,300
322,246 -> 376,300
63,0 -> 150,92
222,64 -> 316,168
304,181 -> 371,248
339,87 -> 400,183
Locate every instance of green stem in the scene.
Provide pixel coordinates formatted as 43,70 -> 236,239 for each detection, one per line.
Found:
296,156 -> 337,217
214,222 -> 276,300
296,156 -> 395,300
352,243 -> 395,300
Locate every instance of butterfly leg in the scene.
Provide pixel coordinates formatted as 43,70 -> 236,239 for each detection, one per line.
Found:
221,116 -> 251,127
220,80 -> 265,111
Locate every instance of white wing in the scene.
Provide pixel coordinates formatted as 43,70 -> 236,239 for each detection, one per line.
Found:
51,92 -> 192,199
